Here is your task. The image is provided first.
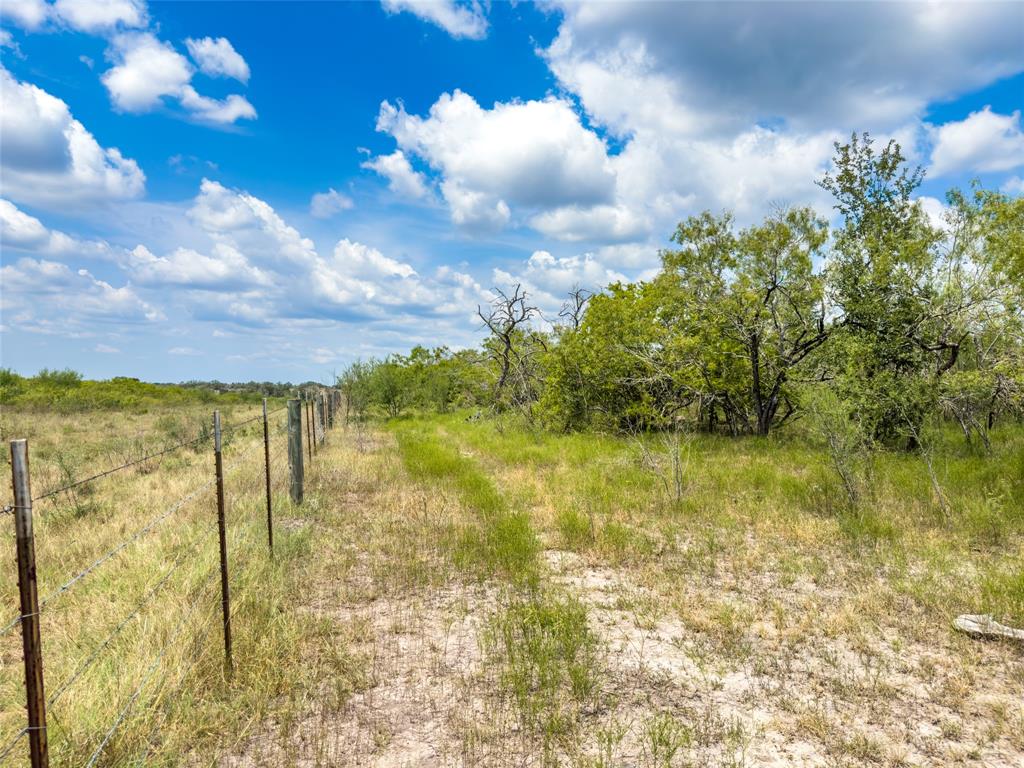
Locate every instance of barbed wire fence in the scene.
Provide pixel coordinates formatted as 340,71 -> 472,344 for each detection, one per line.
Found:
1,389 -> 344,768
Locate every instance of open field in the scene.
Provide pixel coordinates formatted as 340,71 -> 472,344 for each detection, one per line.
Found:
0,402 -> 359,766
222,413 -> 1022,767
1,406 -> 1021,766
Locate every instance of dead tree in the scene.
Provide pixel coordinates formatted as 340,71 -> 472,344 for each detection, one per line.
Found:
478,284 -> 541,405
558,287 -> 592,330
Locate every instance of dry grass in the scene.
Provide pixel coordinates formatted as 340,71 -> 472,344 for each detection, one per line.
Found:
0,403 -> 361,766
2,406 -> 1021,766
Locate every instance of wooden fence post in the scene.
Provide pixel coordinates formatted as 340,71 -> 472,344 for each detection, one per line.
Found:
10,439 -> 48,768
317,394 -> 326,445
262,399 -> 273,557
327,389 -> 335,430
305,397 -> 313,462
212,411 -> 233,676
287,399 -> 304,504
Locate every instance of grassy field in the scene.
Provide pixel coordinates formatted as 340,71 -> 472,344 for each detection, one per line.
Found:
0,401 -> 363,766
1,406 -> 1021,766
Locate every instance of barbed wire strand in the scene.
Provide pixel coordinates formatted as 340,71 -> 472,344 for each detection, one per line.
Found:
133,600 -> 219,762
32,433 -> 212,504
83,568 -> 218,768
0,478 -> 215,637
46,524 -> 217,708
26,401 -> 289,505
1,437 -> 272,636
0,728 -> 27,764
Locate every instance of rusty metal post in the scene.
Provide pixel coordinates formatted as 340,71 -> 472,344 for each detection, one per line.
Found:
287,399 -> 303,504
262,399 -> 273,557
11,440 -> 48,768
213,411 -> 233,675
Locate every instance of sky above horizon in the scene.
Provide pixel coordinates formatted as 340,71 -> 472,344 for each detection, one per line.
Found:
1,0 -> 1022,383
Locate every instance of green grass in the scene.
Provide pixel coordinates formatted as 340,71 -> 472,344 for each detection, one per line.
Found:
390,419 -> 540,584
484,589 -> 602,758
394,411 -> 1024,629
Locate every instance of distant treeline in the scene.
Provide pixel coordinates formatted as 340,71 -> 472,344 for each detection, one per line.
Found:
0,369 -> 313,411
340,133 -> 1024,454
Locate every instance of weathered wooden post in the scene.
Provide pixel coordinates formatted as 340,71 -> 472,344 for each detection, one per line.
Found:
287,399 -> 303,504
305,397 -> 313,462
212,411 -> 233,676
262,399 -> 273,557
327,389 -> 335,429
10,440 -> 49,768
317,393 -> 326,445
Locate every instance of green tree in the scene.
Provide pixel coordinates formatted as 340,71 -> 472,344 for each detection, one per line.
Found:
658,207 -> 830,435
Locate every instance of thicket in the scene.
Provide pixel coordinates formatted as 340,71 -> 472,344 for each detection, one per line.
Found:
0,369 -> 274,411
342,134 -> 1024,457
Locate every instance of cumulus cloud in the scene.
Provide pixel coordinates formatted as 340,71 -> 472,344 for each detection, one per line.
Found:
189,178 -> 319,268
185,36 -> 250,82
53,0 -> 147,33
310,188 -> 355,218
0,199 -> 117,257
0,67 -> 145,207
929,107 -> 1024,177
545,1 -> 1024,136
102,33 -> 192,110
0,0 -> 48,29
492,249 -> 628,315
0,257 -> 162,333
102,33 -> 255,124
529,204 -> 649,244
361,150 -> 429,199
125,243 -> 270,290
381,0 -> 488,40
1002,176 -> 1024,196
376,91 -> 616,231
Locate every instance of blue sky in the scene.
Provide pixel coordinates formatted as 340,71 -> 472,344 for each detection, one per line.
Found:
1,0 -> 1022,383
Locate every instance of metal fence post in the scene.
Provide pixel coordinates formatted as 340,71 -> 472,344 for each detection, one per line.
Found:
262,399 -> 273,557
212,411 -> 233,676
10,440 -> 48,768
287,399 -> 304,504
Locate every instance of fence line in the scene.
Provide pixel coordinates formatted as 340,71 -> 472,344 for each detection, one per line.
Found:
2,390 -> 340,768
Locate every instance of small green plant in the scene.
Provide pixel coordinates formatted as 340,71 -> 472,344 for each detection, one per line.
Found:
641,712 -> 692,767
485,590 -> 601,746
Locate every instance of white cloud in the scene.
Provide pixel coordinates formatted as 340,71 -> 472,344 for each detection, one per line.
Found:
178,85 -> 256,124
185,36 -> 250,83
0,67 -> 145,207
168,346 -> 201,355
94,343 -> 120,353
1002,176 -> 1024,196
189,178 -> 319,268
492,249 -> 628,316
380,0 -> 487,40
310,188 -> 355,218
0,257 -> 162,332
376,90 -> 615,232
530,204 -> 649,244
102,33 -> 255,124
102,32 -> 192,111
545,2 -> 1024,136
0,198 -> 116,257
53,0 -> 147,33
125,243 -> 270,290
929,107 -> 1024,177
0,0 -> 48,29
361,150 -> 429,199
